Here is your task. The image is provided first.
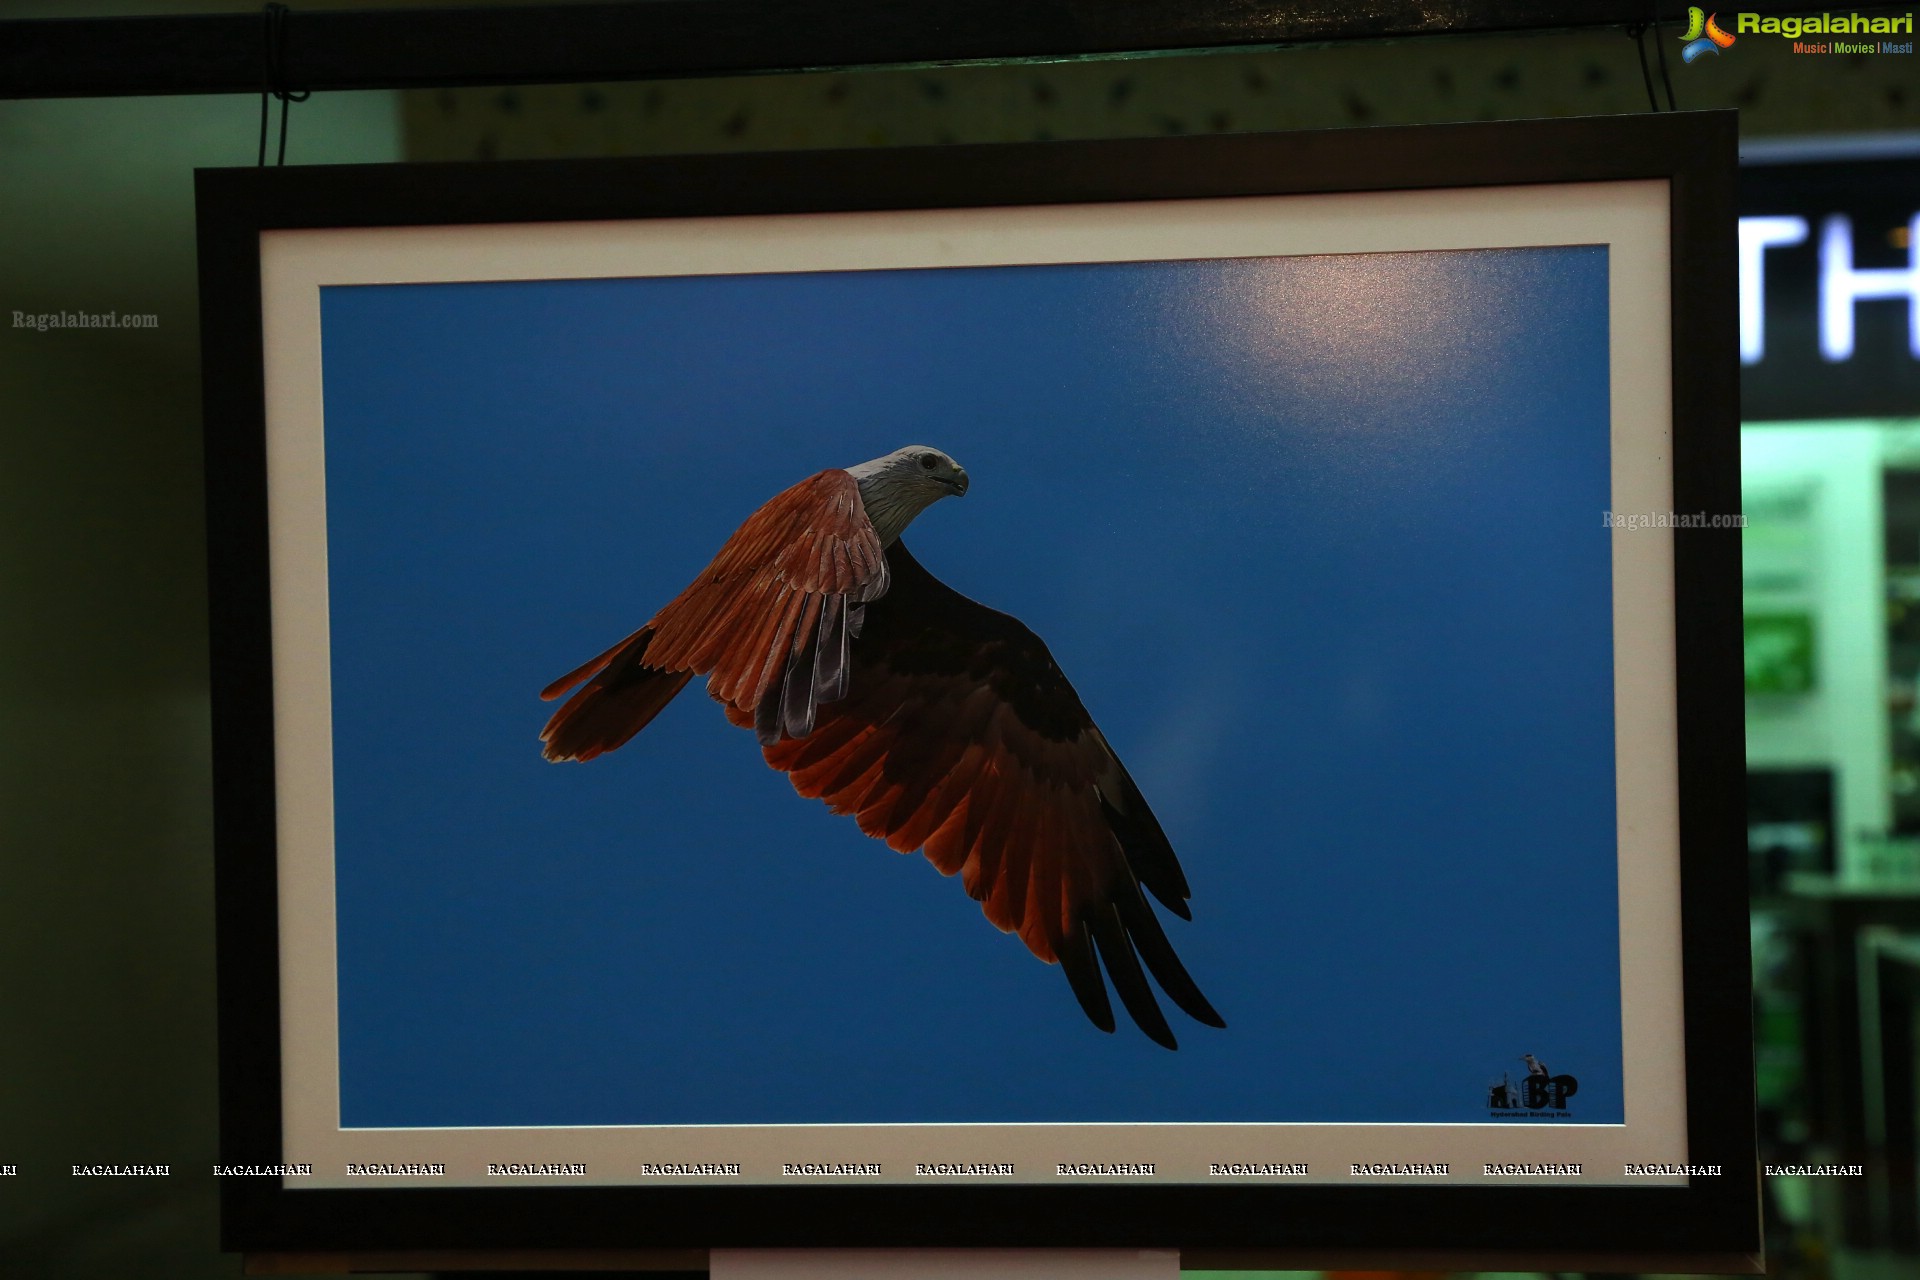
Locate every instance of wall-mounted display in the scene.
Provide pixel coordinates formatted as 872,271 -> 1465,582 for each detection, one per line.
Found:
196,111 -> 1755,1268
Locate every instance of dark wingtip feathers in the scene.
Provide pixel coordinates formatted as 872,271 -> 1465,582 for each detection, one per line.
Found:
1119,887 -> 1225,1030
1087,905 -> 1179,1051
1058,921 -> 1118,1035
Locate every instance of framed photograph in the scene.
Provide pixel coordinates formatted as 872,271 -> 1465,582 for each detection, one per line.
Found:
197,111 -> 1754,1268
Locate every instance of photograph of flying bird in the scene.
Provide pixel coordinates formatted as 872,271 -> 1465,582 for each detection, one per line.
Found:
538,446 -> 1224,1049
312,242 -> 1625,1127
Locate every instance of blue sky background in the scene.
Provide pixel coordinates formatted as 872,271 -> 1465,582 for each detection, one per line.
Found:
318,244 -> 1619,1128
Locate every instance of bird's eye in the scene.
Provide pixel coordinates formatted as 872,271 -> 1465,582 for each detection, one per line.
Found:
919,454 -> 937,470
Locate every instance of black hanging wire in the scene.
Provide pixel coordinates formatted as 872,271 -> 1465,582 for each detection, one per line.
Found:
258,3 -> 310,166
1648,3 -> 1678,111
1625,22 -> 1660,112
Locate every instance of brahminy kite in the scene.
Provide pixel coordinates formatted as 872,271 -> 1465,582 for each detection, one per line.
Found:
538,447 -> 1224,1049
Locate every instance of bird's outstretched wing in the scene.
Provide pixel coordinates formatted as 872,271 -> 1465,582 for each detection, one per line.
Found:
723,540 -> 1224,1049
541,469 -> 889,761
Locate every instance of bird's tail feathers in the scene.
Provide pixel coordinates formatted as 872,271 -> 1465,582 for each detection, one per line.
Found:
542,624 -> 648,701
540,626 -> 693,762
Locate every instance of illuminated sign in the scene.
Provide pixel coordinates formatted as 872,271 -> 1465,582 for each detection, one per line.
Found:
1738,157 -> 1920,420
1739,212 -> 1920,363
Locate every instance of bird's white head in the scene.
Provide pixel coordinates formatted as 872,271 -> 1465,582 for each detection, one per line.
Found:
844,445 -> 968,545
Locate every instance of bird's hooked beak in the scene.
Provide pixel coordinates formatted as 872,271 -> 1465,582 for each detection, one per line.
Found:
949,467 -> 969,496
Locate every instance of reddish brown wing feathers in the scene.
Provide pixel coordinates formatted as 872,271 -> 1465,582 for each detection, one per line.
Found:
740,540 -> 1224,1049
540,469 -> 887,762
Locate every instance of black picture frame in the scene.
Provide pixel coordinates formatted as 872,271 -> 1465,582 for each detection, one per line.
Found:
197,111 -> 1755,1270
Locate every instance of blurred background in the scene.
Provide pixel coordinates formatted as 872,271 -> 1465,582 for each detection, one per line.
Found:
2,1 -> 1918,1277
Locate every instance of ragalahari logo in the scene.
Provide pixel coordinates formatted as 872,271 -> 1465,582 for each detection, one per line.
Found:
1679,8 -> 1738,62
1689,10 -> 1917,59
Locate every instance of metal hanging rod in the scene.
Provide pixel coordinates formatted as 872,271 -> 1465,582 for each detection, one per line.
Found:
0,1 -> 1778,99
3,0 -> 1907,101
